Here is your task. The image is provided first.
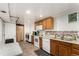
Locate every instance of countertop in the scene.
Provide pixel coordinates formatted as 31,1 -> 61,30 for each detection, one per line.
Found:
33,35 -> 79,45
51,38 -> 79,45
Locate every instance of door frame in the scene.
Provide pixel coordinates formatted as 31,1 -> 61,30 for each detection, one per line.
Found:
16,24 -> 24,42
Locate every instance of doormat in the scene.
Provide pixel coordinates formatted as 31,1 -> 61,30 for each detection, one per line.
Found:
34,49 -> 51,56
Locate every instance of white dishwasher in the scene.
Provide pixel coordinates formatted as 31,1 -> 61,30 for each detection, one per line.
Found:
42,37 -> 50,53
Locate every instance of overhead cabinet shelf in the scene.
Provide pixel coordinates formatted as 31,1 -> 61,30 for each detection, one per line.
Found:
35,17 -> 54,30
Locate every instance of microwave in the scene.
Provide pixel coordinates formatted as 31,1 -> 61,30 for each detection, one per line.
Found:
36,25 -> 42,30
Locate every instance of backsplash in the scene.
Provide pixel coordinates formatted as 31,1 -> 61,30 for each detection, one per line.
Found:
46,31 -> 77,34
44,31 -> 78,40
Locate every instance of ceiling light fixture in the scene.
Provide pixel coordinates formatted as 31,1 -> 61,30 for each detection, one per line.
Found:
40,14 -> 43,17
26,10 -> 31,14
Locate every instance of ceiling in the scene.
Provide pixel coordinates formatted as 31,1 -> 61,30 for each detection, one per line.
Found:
0,3 -> 79,24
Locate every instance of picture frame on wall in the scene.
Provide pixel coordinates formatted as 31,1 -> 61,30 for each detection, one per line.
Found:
68,12 -> 77,23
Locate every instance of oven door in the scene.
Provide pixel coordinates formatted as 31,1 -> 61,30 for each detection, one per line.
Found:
34,37 -> 39,48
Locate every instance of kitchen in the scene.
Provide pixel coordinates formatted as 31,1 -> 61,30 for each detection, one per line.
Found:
29,16 -> 79,56
26,4 -> 79,55
0,3 -> 79,56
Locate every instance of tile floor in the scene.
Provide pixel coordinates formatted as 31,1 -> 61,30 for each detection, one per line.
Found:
19,41 -> 51,56
19,41 -> 38,56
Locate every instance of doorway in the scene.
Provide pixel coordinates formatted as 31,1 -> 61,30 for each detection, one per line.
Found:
16,24 -> 24,42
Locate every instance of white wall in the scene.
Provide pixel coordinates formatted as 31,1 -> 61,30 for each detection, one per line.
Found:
23,4 -> 79,40
5,23 -> 16,42
0,19 -> 3,42
24,19 -> 34,40
54,9 -> 79,31
0,18 -> 5,43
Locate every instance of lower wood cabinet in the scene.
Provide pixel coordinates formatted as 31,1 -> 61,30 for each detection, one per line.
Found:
58,44 -> 71,56
50,40 -> 59,55
58,41 -> 72,56
71,44 -> 79,56
71,49 -> 79,56
31,35 -> 34,45
50,39 -> 77,56
39,37 -> 42,49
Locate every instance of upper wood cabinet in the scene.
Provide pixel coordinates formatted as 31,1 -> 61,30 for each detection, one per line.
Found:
46,18 -> 54,29
42,20 -> 47,29
35,17 -> 54,30
39,21 -> 43,25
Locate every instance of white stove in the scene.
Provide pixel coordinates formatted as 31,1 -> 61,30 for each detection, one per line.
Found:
34,36 -> 39,48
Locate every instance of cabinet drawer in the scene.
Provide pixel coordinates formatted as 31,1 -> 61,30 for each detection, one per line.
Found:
51,40 -> 59,43
72,49 -> 79,55
72,44 -> 79,49
59,41 -> 71,46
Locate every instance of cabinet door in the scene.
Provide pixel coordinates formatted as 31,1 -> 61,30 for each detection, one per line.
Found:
39,21 -> 42,25
46,18 -> 53,29
31,36 -> 34,45
43,20 -> 47,29
71,48 -> 79,56
59,44 -> 71,56
50,40 -> 59,55
39,37 -> 42,49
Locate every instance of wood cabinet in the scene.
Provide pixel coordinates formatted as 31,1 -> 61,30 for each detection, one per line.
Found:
42,20 -> 47,29
50,40 -> 59,55
50,39 -> 79,56
38,21 -> 43,25
58,42 -> 71,56
46,18 -> 54,29
50,39 -> 72,56
35,17 -> 54,30
31,35 -> 34,45
39,37 -> 42,49
71,49 -> 79,56
71,44 -> 79,56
